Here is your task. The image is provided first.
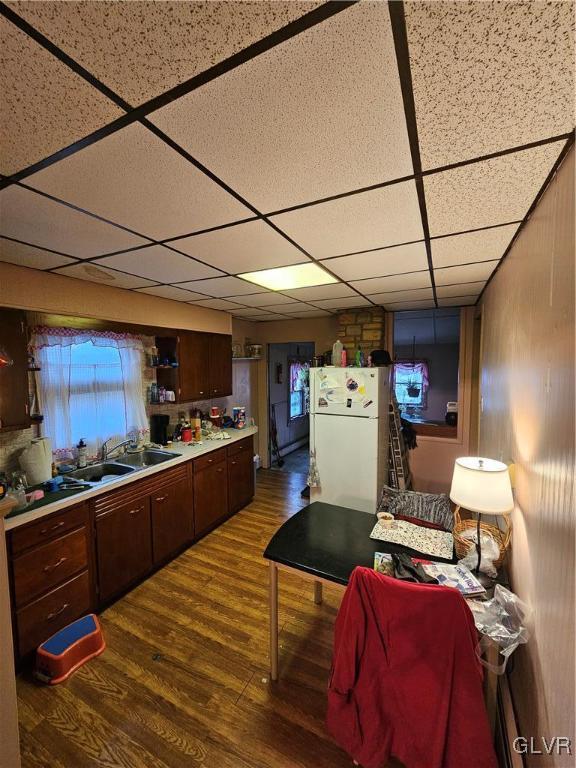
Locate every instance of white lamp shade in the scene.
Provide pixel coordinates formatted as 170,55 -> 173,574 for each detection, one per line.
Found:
450,457 -> 514,515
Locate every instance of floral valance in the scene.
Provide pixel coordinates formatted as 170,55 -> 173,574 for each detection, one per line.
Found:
31,326 -> 144,351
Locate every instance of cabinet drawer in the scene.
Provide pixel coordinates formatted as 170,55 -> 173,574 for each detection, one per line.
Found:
16,570 -> 91,657
226,437 -> 253,458
12,527 -> 88,608
194,448 -> 226,472
10,502 -> 87,556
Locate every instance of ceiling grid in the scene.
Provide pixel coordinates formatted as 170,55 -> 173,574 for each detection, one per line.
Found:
0,0 -> 573,320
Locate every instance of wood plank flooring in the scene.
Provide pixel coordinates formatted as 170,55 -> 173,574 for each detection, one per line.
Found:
15,470 -> 353,768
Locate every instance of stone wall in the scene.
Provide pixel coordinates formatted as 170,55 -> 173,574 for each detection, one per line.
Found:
336,307 -> 386,361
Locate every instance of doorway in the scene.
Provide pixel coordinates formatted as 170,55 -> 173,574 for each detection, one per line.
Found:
267,342 -> 313,478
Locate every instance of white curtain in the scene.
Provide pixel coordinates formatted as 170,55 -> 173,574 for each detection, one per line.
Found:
32,328 -> 148,457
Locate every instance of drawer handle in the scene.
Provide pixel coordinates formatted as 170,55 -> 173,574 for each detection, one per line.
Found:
207,458 -> 213,464
43,557 -> 67,573
199,391 -> 204,395
47,603 -> 69,621
217,467 -> 224,473
154,495 -> 167,503
40,521 -> 65,535
129,507 -> 143,515
231,461 -> 237,466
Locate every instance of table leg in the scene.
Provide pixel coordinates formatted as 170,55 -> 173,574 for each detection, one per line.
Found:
269,562 -> 278,682
314,580 -> 323,605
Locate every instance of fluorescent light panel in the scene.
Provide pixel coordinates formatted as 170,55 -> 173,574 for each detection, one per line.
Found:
239,262 -> 337,291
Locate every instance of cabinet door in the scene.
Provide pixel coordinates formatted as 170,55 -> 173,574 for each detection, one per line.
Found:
194,460 -> 228,537
208,334 -> 232,398
151,475 -> 193,564
96,498 -> 152,603
0,309 -> 30,431
227,442 -> 255,514
178,332 -> 210,402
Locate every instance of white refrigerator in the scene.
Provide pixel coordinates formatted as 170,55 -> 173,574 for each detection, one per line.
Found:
309,366 -> 390,514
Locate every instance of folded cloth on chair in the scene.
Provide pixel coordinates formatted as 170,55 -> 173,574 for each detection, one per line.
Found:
377,485 -> 453,531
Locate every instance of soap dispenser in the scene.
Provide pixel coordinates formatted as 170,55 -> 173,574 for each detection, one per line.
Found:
77,439 -> 88,468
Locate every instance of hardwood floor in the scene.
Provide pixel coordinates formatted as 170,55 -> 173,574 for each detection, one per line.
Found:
15,470 -> 353,768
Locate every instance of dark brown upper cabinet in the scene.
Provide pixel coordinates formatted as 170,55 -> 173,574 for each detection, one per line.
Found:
155,332 -> 232,403
0,308 -> 31,432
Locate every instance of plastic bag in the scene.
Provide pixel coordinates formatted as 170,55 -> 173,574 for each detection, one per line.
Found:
468,585 -> 531,674
459,528 -> 500,578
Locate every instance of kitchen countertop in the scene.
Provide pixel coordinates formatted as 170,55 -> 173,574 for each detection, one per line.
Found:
4,426 -> 258,532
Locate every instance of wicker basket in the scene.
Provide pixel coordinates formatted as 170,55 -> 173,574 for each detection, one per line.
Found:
453,507 -> 511,569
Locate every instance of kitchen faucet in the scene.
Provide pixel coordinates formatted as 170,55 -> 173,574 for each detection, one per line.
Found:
100,437 -> 134,461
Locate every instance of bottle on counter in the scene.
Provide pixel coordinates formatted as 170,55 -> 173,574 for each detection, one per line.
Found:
150,383 -> 159,404
192,409 -> 202,442
341,348 -> 347,367
332,340 -> 343,367
77,439 -> 88,468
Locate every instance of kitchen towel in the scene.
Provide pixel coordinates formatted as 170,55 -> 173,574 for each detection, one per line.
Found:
19,437 -> 53,485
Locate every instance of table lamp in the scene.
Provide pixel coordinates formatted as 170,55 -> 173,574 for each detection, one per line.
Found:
450,457 -> 514,575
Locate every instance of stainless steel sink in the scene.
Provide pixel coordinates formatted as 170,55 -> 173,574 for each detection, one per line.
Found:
114,449 -> 176,468
63,462 -> 136,483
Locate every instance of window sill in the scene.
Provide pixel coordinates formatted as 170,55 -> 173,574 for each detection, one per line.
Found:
410,422 -> 457,439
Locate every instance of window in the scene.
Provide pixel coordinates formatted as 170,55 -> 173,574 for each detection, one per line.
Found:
288,360 -> 309,420
393,362 -> 429,408
33,328 -> 148,455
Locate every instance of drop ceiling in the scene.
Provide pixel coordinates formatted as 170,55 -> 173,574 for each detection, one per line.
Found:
0,1 -> 574,322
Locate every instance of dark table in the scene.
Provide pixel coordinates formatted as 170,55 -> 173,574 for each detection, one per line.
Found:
263,501 -> 453,680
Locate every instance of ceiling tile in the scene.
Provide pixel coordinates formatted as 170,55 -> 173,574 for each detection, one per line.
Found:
230,291 -> 297,307
0,17 -> 123,175
258,302 -> 305,313
274,302 -> 320,314
383,299 -> 437,311
281,283 -> 356,301
10,1 -> 322,105
170,220 -> 305,273
437,296 -> 478,307
54,262 -> 157,289
0,185 -> 147,257
271,182 -> 423,258
248,313 -> 292,322
434,261 -> 499,286
26,123 -> 252,240
311,296 -> 371,310
425,143 -> 564,236
176,276 -> 266,297
351,271 -> 432,295
150,2 -> 413,210
0,238 -> 74,270
281,309 -> 332,318
229,307 -> 269,318
321,241 -> 428,281
431,225 -> 518,268
406,1 -> 575,168
436,282 -> 485,299
98,245 -> 222,283
135,285 -> 208,302
369,288 -> 434,305
189,298 -> 246,312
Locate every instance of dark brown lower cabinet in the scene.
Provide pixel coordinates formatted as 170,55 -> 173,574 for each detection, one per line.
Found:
9,442 -> 255,662
227,437 -> 255,514
96,498 -> 152,603
194,449 -> 229,537
151,470 -> 194,565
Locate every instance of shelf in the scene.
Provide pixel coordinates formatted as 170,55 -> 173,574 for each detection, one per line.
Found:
149,365 -> 178,369
27,367 -> 42,372
233,357 -> 262,361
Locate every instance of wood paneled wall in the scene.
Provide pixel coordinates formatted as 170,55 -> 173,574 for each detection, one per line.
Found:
478,145 -> 574,765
